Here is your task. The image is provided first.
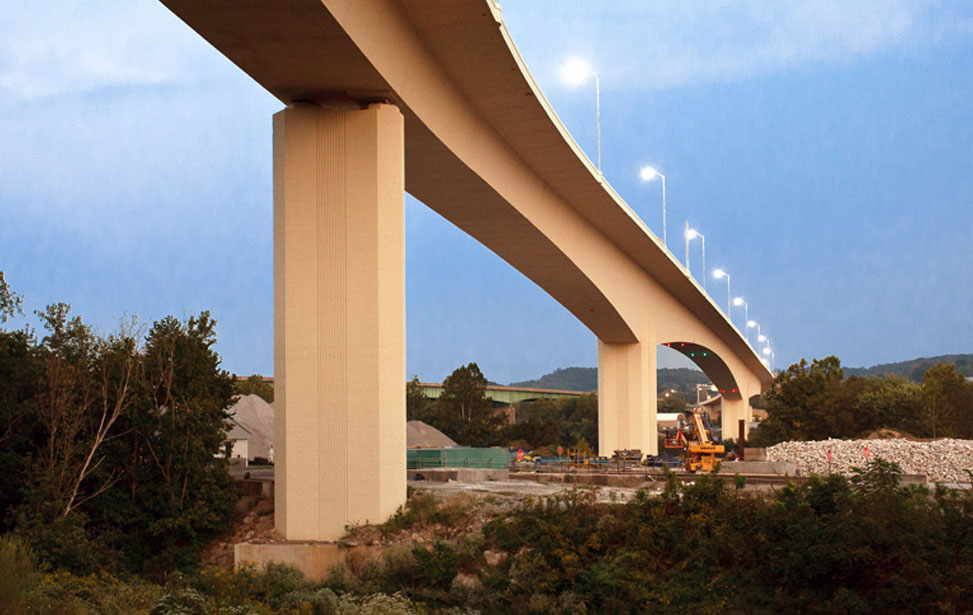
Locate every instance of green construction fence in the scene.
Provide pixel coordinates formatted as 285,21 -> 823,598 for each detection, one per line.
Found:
407,446 -> 509,470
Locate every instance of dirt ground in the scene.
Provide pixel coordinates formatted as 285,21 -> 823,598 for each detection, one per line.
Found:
201,477 -> 661,567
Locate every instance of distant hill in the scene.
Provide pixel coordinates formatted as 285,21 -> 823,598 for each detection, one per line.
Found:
845,354 -> 973,382
509,366 -> 709,392
509,367 -> 597,391
506,354 -> 973,393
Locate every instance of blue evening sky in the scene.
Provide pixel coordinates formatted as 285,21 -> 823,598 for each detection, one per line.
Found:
1,1 -> 971,384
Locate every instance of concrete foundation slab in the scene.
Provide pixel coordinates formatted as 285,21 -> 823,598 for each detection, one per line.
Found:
718,461 -> 800,476
407,468 -> 509,482
235,542 -> 381,582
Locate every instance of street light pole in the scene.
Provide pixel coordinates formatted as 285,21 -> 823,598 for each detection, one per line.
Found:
733,297 -> 748,332
594,71 -> 601,173
713,268 -> 731,315
560,58 -> 601,174
685,221 -> 690,271
685,225 -> 706,289
641,166 -> 667,246
746,320 -> 759,347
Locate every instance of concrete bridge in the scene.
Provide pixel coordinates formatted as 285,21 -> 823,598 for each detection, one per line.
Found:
162,0 -> 774,542
420,382 -> 586,405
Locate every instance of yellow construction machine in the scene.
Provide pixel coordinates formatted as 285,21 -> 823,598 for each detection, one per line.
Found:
663,408 -> 724,472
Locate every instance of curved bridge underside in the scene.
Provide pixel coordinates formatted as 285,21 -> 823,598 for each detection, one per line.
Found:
161,0 -> 774,540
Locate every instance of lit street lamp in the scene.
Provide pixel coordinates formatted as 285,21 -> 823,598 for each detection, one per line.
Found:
713,268 -> 731,315
685,223 -> 705,289
560,58 -> 601,173
732,297 -> 747,332
746,319 -> 760,347
762,346 -> 775,371
641,166 -> 667,246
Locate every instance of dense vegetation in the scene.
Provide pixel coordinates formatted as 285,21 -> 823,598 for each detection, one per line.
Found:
0,276 -> 237,577
7,460 -> 966,614
233,373 -> 275,403
751,356 -> 973,446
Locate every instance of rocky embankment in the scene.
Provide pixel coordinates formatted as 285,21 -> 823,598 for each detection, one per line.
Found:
767,438 -> 973,483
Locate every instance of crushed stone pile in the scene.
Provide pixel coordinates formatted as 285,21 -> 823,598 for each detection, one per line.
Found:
407,420 -> 458,448
767,438 -> 973,483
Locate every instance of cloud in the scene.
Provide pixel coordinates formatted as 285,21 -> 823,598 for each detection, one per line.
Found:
0,0 -> 226,102
502,0 -> 970,90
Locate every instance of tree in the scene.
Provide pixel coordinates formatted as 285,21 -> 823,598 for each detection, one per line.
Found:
20,304 -> 138,520
0,287 -> 239,574
750,356 -> 867,445
406,375 -> 433,422
107,312 -> 237,572
435,363 -> 505,446
658,395 -> 688,414
921,363 -> 973,438
0,271 -> 23,325
856,374 -> 922,434
233,373 -> 274,403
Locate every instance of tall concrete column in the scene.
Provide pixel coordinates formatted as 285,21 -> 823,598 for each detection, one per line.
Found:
597,320 -> 658,457
274,103 -> 405,541
721,398 -> 751,443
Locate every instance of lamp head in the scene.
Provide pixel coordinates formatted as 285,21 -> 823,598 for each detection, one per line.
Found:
640,166 -> 661,182
758,334 -> 767,342
561,57 -> 593,85
762,347 -> 772,355
713,268 -> 727,279
747,320 -> 757,328
733,297 -> 745,306
686,228 -> 699,240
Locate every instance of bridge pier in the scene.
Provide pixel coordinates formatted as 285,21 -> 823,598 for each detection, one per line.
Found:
597,337 -> 659,457
273,103 -> 406,541
721,397 -> 752,444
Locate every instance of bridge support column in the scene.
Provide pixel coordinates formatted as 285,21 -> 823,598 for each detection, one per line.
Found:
274,103 -> 405,541
598,337 -> 658,457
721,398 -> 751,444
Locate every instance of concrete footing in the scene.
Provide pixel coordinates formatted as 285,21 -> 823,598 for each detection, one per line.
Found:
235,542 -> 381,582
407,468 -> 509,482
718,461 -> 799,476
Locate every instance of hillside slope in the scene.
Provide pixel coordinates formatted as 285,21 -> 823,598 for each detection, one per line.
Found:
845,354 -> 973,381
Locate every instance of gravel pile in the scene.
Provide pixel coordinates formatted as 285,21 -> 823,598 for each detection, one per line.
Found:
767,438 -> 973,483
407,420 -> 458,448
228,394 -> 275,459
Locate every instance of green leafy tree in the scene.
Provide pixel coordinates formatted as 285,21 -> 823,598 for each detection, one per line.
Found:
751,356 -> 846,444
406,375 -> 433,423
0,330 -> 41,531
921,363 -> 973,438
20,304 -> 139,520
107,312 -> 237,572
0,271 -> 23,324
434,363 -> 505,446
856,374 -> 922,434
658,395 -> 688,414
504,393 -> 598,452
233,373 -> 274,403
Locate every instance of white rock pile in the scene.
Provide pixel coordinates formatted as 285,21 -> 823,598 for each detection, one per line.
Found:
766,438 -> 973,483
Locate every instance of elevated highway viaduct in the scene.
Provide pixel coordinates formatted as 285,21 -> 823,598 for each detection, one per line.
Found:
161,0 -> 774,541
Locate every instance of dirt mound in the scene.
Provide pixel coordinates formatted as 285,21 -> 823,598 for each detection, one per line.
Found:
202,495 -> 279,568
407,420 -> 457,448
